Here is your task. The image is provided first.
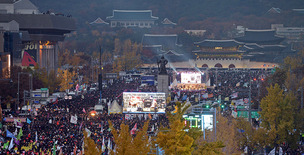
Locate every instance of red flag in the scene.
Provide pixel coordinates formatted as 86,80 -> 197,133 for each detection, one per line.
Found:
53,98 -> 58,104
148,113 -> 152,119
130,123 -> 137,135
73,144 -> 77,155
208,93 -> 214,98
82,108 -> 86,113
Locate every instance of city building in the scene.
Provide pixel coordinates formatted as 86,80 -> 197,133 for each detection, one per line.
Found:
141,34 -> 187,63
89,17 -> 109,25
0,0 -> 76,77
234,29 -> 284,45
193,39 -> 251,68
184,30 -> 206,37
106,10 -> 158,28
191,29 -> 296,68
161,18 -> 176,27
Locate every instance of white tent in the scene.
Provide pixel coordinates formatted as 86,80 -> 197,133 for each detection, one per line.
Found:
108,100 -> 122,114
170,79 -> 178,88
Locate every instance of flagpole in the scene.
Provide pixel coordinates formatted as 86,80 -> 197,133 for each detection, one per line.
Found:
203,115 -> 205,140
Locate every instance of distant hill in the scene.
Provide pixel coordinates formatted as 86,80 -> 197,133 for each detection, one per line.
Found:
31,0 -> 304,29
30,0 -> 304,53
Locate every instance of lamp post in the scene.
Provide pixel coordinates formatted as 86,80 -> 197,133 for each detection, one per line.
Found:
301,87 -> 303,109
17,72 -> 33,112
248,75 -> 252,125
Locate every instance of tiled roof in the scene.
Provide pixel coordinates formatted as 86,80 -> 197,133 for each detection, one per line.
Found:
106,10 -> 158,21
235,29 -> 284,44
292,9 -> 304,14
142,34 -> 178,49
194,39 -> 243,47
161,18 -> 176,25
267,7 -> 281,13
259,45 -> 286,51
90,17 -> 109,25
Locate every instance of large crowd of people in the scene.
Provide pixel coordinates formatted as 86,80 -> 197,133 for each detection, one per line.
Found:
1,68 -> 300,154
0,76 -> 167,154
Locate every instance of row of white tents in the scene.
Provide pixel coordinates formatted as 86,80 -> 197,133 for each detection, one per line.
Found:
108,100 -> 122,114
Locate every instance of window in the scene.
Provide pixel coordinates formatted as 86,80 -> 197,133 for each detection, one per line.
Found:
214,63 -> 223,68
229,64 -> 235,68
202,64 -> 208,68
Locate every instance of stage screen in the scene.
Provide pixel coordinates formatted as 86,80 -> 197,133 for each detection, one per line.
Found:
123,92 -> 166,113
181,72 -> 201,84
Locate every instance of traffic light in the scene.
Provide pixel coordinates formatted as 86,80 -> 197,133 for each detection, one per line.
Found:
206,105 -> 210,108
221,104 -> 225,108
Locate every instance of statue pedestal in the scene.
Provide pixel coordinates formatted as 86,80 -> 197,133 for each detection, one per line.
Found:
157,74 -> 169,97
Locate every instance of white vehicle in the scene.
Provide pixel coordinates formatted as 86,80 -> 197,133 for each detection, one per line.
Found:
20,106 -> 31,116
94,104 -> 104,114
46,95 -> 58,103
52,92 -> 66,99
89,87 -> 97,92
68,91 -> 76,96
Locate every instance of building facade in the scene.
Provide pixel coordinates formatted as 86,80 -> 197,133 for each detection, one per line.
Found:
0,0 -> 76,77
106,10 -> 158,28
191,29 -> 296,69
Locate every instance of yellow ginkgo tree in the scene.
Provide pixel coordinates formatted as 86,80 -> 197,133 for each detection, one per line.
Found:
156,101 -> 194,155
57,68 -> 76,92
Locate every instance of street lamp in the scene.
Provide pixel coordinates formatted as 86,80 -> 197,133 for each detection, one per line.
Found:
17,72 -> 32,112
248,71 -> 252,125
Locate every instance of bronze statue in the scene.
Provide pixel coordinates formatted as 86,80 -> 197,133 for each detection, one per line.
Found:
157,56 -> 168,75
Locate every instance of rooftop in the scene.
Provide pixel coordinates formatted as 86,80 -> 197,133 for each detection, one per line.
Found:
142,34 -> 179,49
0,14 -> 76,31
161,18 -> 176,25
90,17 -> 109,25
235,29 -> 284,44
106,10 -> 158,21
194,39 -> 244,48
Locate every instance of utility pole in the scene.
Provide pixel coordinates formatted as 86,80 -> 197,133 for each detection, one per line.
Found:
17,73 -> 20,112
99,46 -> 102,102
215,68 -> 218,89
214,107 -> 217,141
91,56 -> 94,82
203,115 -> 205,140
17,72 -> 32,112
301,87 -> 303,109
100,46 -> 102,71
248,72 -> 252,125
257,79 -> 261,111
